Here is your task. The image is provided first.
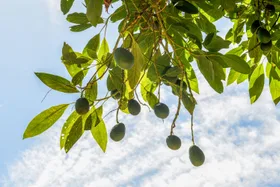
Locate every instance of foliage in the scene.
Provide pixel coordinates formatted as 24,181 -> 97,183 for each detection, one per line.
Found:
24,0 -> 280,167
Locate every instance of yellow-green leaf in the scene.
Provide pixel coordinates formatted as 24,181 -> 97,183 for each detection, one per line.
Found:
249,64 -> 265,103
97,38 -> 109,78
35,72 -> 79,93
127,39 -> 144,89
65,116 -> 84,153
23,104 -> 69,139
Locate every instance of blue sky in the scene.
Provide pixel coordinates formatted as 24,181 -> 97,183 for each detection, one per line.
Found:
1,0 -> 280,186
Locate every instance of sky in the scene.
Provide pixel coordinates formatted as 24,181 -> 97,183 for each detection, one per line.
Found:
0,0 -> 280,187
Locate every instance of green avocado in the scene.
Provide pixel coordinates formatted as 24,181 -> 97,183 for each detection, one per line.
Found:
75,98 -> 90,115
251,20 -> 261,34
189,145 -> 205,167
266,4 -> 275,16
128,99 -> 141,116
260,40 -> 272,52
114,48 -> 134,70
173,0 -> 199,14
154,103 -> 169,119
110,123 -> 125,142
257,28 -> 271,44
166,135 -> 181,150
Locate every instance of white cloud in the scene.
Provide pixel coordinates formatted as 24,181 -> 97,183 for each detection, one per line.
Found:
1,75 -> 280,187
44,0 -> 62,24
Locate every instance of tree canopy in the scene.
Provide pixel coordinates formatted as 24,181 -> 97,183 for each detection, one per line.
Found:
23,0 -> 280,167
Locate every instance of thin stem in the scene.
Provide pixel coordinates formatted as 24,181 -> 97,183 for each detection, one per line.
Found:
270,13 -> 280,32
41,89 -> 52,103
191,114 -> 195,145
170,96 -> 181,135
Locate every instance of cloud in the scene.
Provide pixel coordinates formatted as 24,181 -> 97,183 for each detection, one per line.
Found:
44,0 -> 62,24
1,75 -> 280,187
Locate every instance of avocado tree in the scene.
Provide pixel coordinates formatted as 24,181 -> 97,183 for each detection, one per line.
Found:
23,0 -> 280,167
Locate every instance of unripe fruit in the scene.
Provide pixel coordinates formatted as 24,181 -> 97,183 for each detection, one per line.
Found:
166,135 -> 181,150
266,4 -> 275,16
114,48 -> 134,70
110,123 -> 125,142
257,28 -> 271,44
189,145 -> 205,167
260,40 -> 272,52
251,20 -> 261,33
75,98 -> 90,115
154,103 -> 169,119
128,99 -> 141,116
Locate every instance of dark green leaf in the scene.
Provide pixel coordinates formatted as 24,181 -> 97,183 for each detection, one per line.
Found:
164,66 -> 182,77
219,54 -> 251,74
70,24 -> 92,32
111,5 -> 127,22
61,0 -> 75,15
23,104 -> 69,139
182,91 -> 196,115
35,72 -> 79,93
66,12 -> 88,24
86,0 -> 103,27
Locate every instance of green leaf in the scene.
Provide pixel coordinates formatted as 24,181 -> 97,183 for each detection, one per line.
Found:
90,107 -> 107,152
62,42 -> 77,63
61,0 -> 75,15
195,13 -> 216,34
23,104 -> 69,139
86,0 -> 103,27
182,91 -> 196,115
140,74 -> 158,102
85,77 -> 98,103
110,5 -> 127,23
83,33 -> 100,58
249,64 -> 265,103
146,92 -> 159,109
127,39 -> 144,89
196,55 -> 224,93
248,33 -> 262,63
70,24 -> 92,32
203,33 -> 231,52
66,12 -> 88,24
60,110 -> 80,149
65,116 -> 84,153
269,67 -> 280,105
164,66 -> 182,77
227,69 -> 240,86
35,72 -> 79,93
109,67 -> 123,91
71,70 -> 85,86
219,54 -> 251,74
97,38 -> 109,78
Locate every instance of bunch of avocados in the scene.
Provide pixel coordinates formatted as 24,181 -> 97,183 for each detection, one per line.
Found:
73,46 -> 205,167
251,4 -> 275,52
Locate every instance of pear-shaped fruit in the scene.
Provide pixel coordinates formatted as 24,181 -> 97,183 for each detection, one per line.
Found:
260,40 -> 272,52
110,123 -> 125,142
251,20 -> 261,33
189,145 -> 205,167
128,99 -> 141,116
257,28 -> 271,44
114,48 -> 134,70
154,103 -> 169,119
266,4 -> 275,16
111,89 -> 121,100
166,135 -> 181,150
75,98 -> 90,115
